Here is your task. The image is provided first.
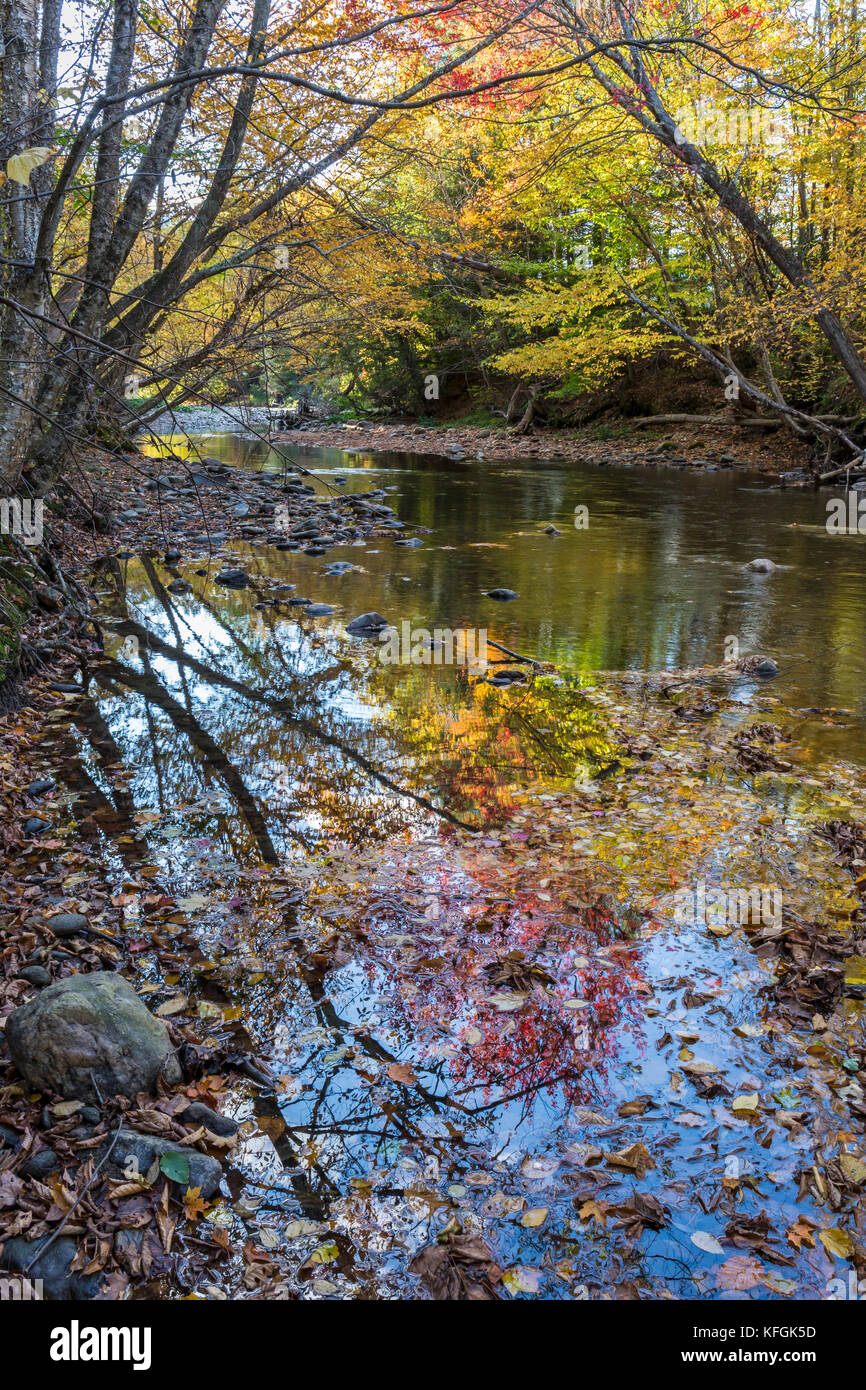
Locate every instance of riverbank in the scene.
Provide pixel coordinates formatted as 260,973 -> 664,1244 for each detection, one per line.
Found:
135,403 -> 815,482
273,417 -> 814,482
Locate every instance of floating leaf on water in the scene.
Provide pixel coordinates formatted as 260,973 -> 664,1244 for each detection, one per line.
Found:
489,991 -> 529,1012
520,1207 -> 549,1228
605,1143 -> 654,1177
819,1228 -> 853,1260
386,1062 -> 418,1086
155,995 -> 188,1016
716,1256 -> 766,1291
521,1156 -> 558,1182
840,1154 -> 866,1185
176,893 -> 209,911
691,1230 -> 725,1255
732,1093 -> 759,1112
285,1219 -> 325,1238
309,1241 -> 340,1265
502,1266 -> 542,1296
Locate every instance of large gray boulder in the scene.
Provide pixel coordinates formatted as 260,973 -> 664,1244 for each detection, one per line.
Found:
5,972 -> 181,1101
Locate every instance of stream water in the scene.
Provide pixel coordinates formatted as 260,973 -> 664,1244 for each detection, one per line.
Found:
49,432 -> 866,1299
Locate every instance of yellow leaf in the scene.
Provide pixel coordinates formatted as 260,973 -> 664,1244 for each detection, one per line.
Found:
840,1154 -> 866,1185
7,146 -> 53,184
520,1207 -> 548,1228
819,1228 -> 853,1260
732,1093 -> 759,1112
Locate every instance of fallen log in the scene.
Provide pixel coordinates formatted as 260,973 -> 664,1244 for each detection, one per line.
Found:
628,413 -> 779,430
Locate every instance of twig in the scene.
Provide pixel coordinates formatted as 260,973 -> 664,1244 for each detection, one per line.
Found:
22,1119 -> 124,1276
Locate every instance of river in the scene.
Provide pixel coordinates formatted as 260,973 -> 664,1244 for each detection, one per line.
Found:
50,429 -> 866,1299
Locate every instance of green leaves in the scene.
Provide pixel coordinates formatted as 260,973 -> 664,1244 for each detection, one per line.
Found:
159,1152 -> 190,1185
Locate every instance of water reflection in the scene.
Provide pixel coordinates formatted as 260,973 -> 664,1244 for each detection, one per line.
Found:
53,442 -> 866,1297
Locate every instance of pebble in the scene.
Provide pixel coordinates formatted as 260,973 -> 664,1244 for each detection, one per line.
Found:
18,965 -> 51,987
45,913 -> 89,937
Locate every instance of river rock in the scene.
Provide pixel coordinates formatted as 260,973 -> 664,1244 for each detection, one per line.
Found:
0,1123 -> 21,1149
484,588 -> 519,602
17,964 -> 51,987
23,816 -> 49,836
26,778 -> 54,797
346,611 -> 389,634
166,579 -> 192,595
1,1235 -> 103,1301
745,557 -> 777,573
21,1148 -> 59,1180
5,972 -> 182,1101
106,1129 -> 222,1197
214,568 -> 248,587
304,604 -> 336,616
180,1102 -> 239,1137
45,912 -> 89,937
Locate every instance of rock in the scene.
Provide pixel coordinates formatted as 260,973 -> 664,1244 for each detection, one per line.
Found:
214,569 -> 248,587
232,502 -> 250,518
346,611 -> 389,634
21,1148 -> 59,1180
80,1106 -> 101,1126
753,658 -> 780,678
166,579 -> 192,595
18,965 -> 51,987
106,1129 -> 222,1197
745,557 -> 777,573
34,583 -> 62,612
737,655 -> 780,679
1,1235 -> 102,1300
5,972 -> 181,1101
179,1102 -> 239,1137
304,545 -> 328,556
45,912 -> 89,937
304,604 -> 336,616
23,816 -> 49,836
322,562 -> 353,575
0,1123 -> 21,1150
487,670 -> 526,687
26,778 -> 54,797
540,525 -> 561,536
484,588 -> 519,602
393,537 -> 423,547
164,549 -> 181,563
